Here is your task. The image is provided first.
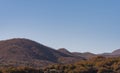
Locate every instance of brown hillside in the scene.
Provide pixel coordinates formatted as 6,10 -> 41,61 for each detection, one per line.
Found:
0,38 -> 84,67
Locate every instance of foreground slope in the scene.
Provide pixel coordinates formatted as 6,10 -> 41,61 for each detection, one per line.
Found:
44,56 -> 120,73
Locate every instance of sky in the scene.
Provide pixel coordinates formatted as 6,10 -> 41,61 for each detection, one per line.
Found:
0,0 -> 120,54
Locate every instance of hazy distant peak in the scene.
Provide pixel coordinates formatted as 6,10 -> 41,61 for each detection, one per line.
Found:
112,49 -> 120,55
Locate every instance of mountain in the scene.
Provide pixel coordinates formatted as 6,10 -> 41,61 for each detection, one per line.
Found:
72,49 -> 120,59
0,38 -> 84,67
58,48 -> 120,59
57,48 -> 85,63
97,49 -> 120,58
58,48 -> 74,56
58,48 -> 96,59
111,49 -> 120,55
0,38 -> 120,68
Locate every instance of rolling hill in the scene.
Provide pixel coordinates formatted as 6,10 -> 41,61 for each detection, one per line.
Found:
0,38 -> 84,67
0,38 -> 120,68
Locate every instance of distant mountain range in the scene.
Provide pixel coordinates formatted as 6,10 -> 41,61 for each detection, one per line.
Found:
0,38 -> 119,67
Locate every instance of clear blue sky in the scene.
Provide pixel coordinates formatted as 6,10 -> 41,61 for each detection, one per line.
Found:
0,0 -> 120,54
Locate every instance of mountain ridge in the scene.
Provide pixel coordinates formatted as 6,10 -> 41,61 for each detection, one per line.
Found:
0,38 -> 119,67
0,38 -> 84,67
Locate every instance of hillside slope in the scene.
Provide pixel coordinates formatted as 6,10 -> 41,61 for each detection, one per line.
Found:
0,38 -> 84,67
